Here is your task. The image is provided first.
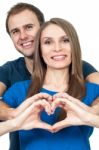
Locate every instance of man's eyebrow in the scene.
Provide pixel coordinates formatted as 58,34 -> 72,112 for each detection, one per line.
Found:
10,23 -> 35,33
24,23 -> 35,27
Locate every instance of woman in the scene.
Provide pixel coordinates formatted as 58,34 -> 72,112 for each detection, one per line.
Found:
3,18 -> 99,150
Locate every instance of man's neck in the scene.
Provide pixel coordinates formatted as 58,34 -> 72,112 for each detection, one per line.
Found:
24,57 -> 33,75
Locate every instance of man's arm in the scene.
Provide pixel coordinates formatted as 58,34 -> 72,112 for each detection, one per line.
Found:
0,82 -> 14,120
0,82 -> 6,96
82,60 -> 99,83
91,97 -> 99,115
86,72 -> 99,84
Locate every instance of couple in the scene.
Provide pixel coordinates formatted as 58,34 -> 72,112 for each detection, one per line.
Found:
0,2 -> 99,150
2,17 -> 99,150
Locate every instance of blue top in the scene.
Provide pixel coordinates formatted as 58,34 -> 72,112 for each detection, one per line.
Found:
0,58 -> 97,150
0,59 -> 97,88
3,80 -> 99,150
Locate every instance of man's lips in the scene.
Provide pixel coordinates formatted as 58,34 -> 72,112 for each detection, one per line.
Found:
21,41 -> 34,48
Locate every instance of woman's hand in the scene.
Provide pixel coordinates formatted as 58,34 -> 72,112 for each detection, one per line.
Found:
11,99 -> 52,132
11,93 -> 52,132
51,98 -> 84,132
11,93 -> 52,118
52,93 -> 97,132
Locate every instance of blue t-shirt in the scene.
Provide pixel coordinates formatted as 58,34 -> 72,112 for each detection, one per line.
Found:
0,59 -> 97,88
3,80 -> 99,150
0,59 -> 97,150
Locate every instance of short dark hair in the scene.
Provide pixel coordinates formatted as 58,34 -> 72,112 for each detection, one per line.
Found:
6,2 -> 45,34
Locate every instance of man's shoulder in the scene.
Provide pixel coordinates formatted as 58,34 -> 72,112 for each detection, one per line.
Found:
0,56 -> 26,74
0,57 -> 30,87
82,60 -> 97,78
0,57 -> 25,67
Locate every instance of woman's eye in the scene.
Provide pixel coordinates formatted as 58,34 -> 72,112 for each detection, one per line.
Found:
44,40 -> 51,44
63,38 -> 69,43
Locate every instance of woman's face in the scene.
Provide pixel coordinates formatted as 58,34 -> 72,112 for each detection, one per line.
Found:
40,24 -> 72,70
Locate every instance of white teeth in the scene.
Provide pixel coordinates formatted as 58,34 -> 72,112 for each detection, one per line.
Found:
52,55 -> 65,60
22,42 -> 32,46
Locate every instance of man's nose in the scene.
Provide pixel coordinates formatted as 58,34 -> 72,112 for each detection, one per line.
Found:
20,30 -> 28,40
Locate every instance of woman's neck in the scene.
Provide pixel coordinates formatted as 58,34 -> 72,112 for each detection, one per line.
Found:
43,68 -> 69,92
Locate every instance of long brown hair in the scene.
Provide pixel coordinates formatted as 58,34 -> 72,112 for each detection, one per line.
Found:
27,18 -> 85,100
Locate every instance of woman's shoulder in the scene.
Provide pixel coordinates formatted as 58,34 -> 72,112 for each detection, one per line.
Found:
83,82 -> 99,105
85,81 -> 99,89
11,80 -> 31,89
5,80 -> 31,96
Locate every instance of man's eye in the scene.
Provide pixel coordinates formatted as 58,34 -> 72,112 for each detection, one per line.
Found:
11,30 -> 19,35
27,25 -> 33,30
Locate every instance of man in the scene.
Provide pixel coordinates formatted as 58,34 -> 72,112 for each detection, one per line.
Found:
0,2 -> 45,150
0,2 -> 45,118
0,2 -> 99,150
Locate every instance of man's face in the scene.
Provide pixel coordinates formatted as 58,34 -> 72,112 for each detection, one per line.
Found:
8,9 -> 40,58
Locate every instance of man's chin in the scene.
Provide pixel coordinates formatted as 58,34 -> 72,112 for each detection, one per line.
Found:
19,51 -> 33,59
24,54 -> 33,59
17,49 -> 34,58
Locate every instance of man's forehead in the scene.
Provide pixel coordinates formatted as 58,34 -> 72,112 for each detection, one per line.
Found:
8,10 -> 39,30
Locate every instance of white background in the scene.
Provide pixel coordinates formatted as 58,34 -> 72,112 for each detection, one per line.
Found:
0,0 -> 99,149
